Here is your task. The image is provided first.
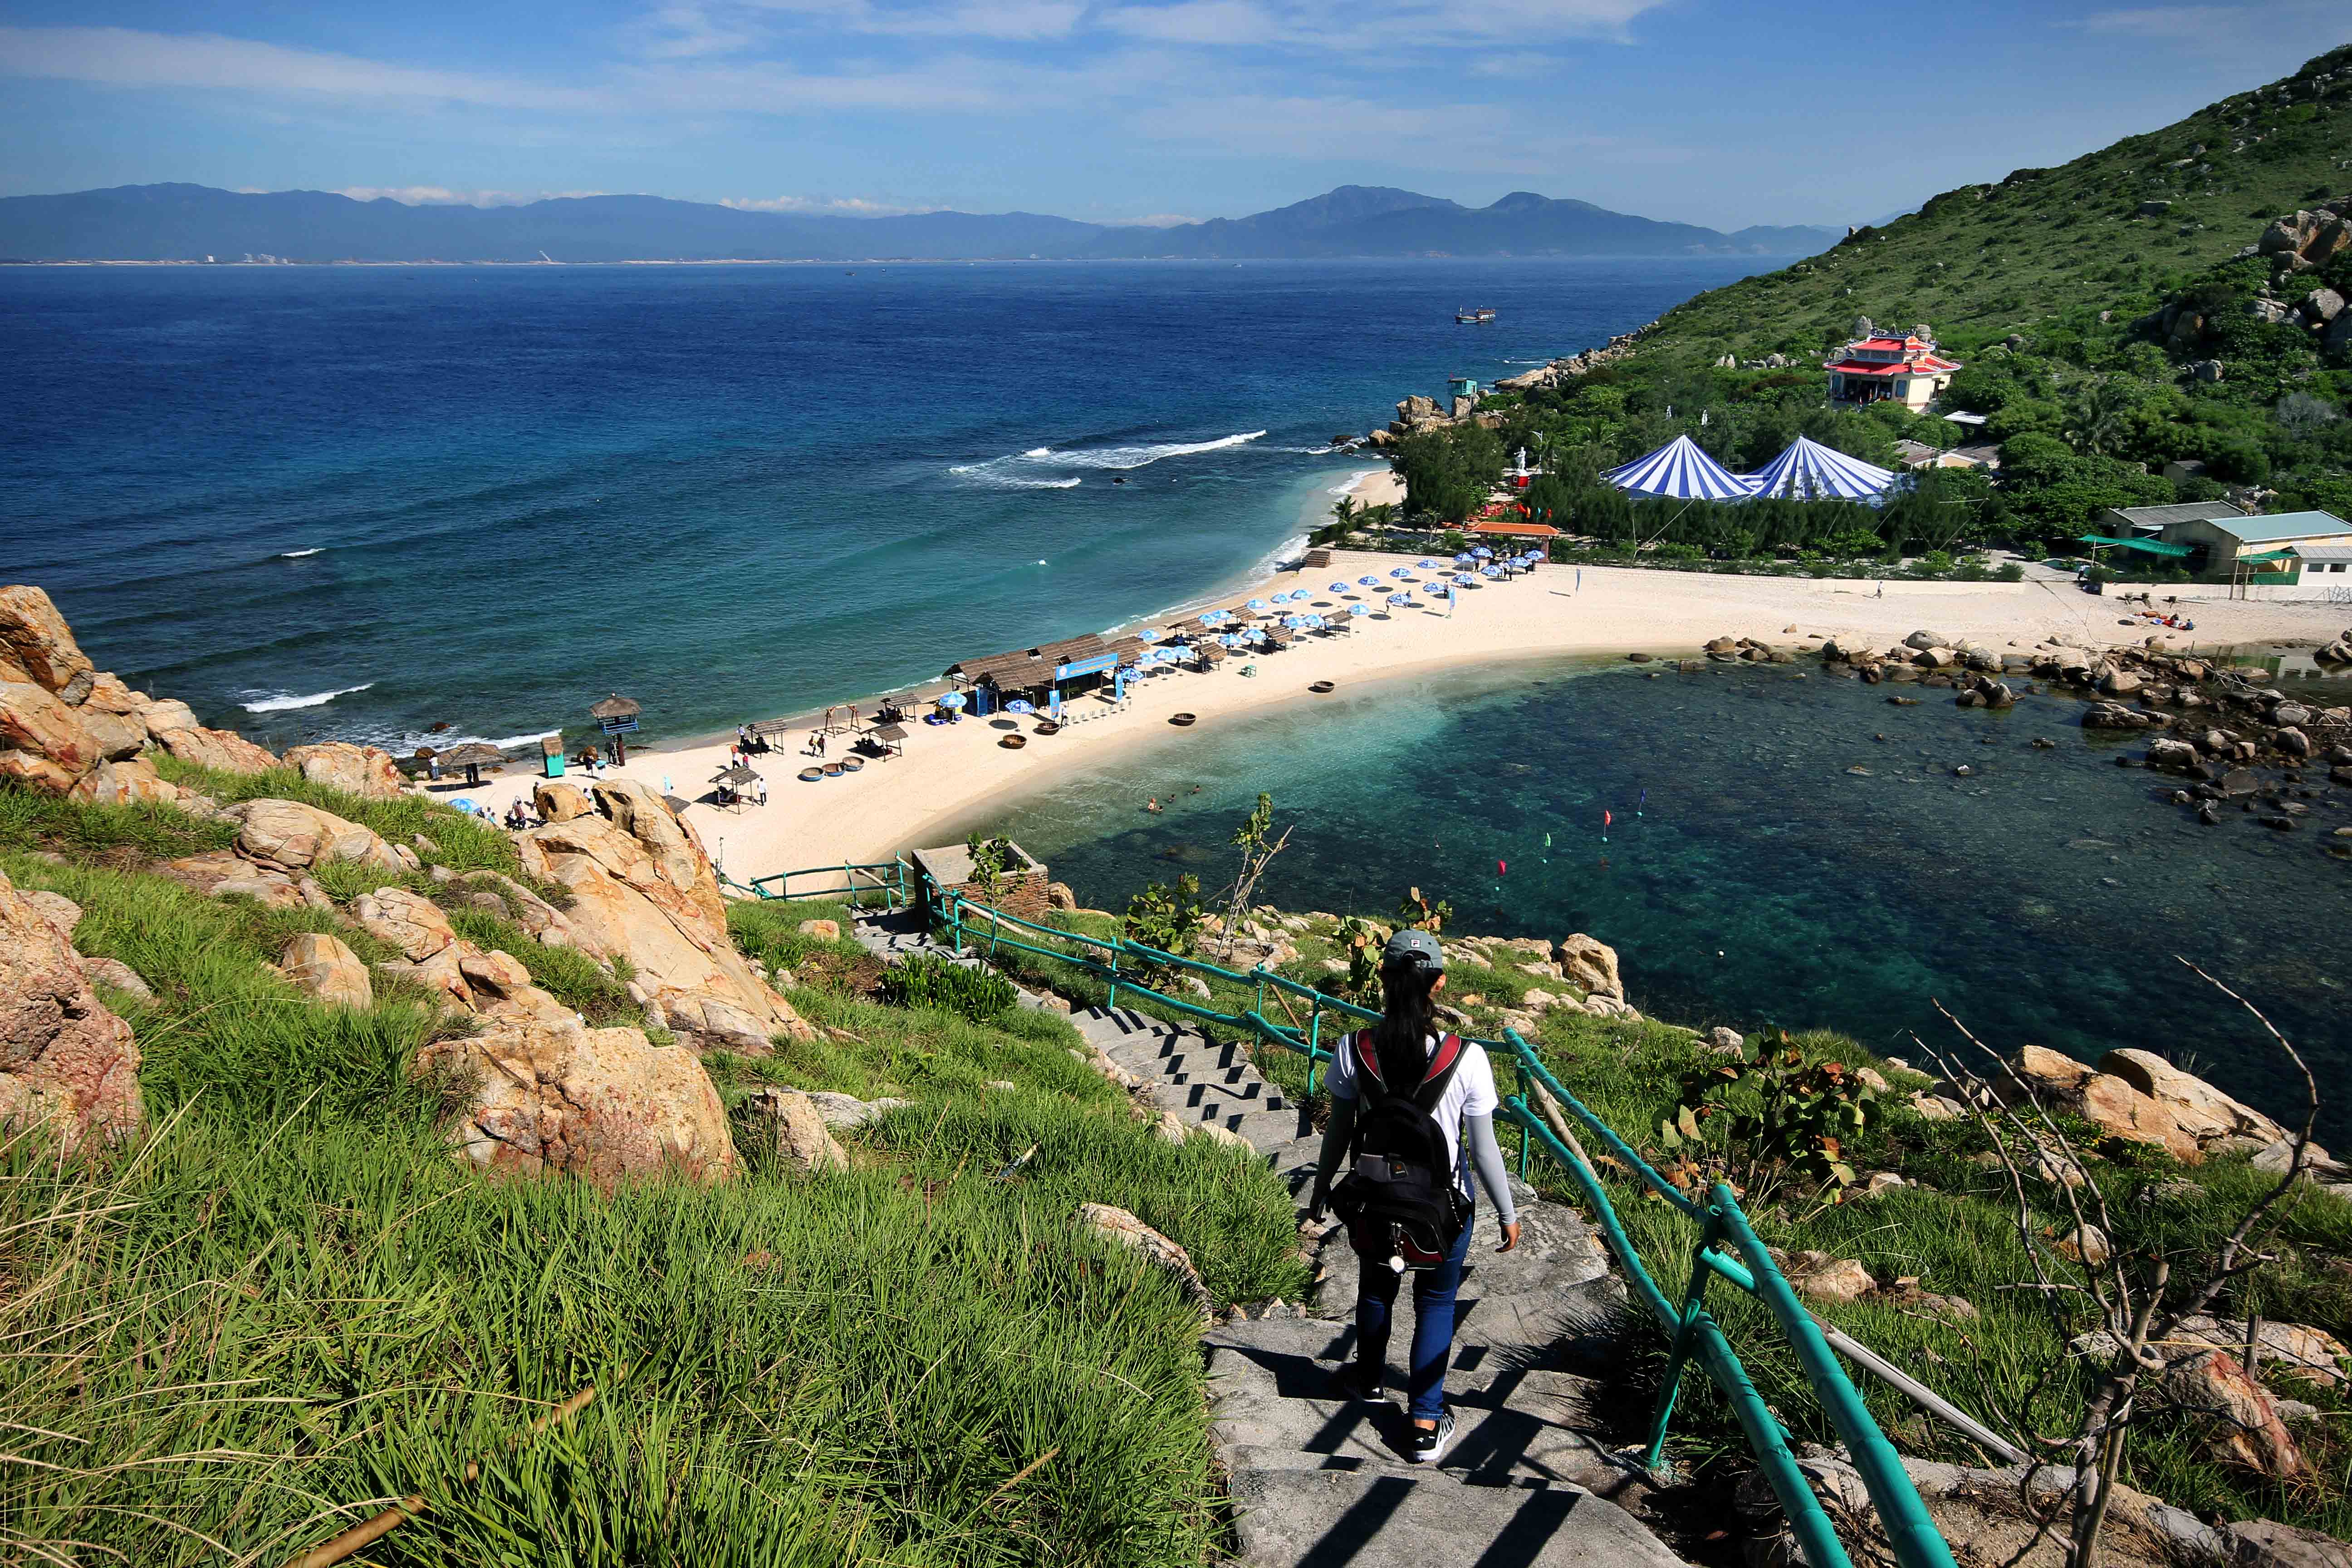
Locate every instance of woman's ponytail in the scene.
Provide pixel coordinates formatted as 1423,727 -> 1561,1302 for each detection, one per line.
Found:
1370,954 -> 1440,1084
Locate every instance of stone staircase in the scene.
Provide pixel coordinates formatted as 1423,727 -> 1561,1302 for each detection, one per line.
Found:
852,911 -> 1696,1568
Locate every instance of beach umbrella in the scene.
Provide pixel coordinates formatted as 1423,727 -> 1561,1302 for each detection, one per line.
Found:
1328,581 -> 1351,593
1390,566 -> 1412,578
1387,592 -> 1410,605
1454,552 -> 1475,564
936,692 -> 966,710
1357,575 -> 1380,586
1348,603 -> 1369,617
1416,559 -> 1438,568
1454,572 -> 1475,585
1246,598 -> 1268,610
1481,566 -> 1503,578
1005,699 -> 1035,714
1137,627 -> 1163,642
1472,546 -> 1493,559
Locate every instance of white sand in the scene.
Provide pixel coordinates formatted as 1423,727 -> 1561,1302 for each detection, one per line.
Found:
438,554 -> 2343,884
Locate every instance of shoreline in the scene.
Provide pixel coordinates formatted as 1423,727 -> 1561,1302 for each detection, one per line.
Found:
435,553 -> 2349,881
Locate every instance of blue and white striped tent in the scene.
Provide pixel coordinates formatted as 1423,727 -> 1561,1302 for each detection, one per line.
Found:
1741,436 -> 1896,502
1601,435 -> 1751,501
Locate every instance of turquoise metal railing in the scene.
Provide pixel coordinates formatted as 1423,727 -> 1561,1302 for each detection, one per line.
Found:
721,857 -> 913,910
929,888 -> 1955,1568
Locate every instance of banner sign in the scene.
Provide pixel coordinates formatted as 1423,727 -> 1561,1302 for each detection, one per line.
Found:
1054,653 -> 1117,681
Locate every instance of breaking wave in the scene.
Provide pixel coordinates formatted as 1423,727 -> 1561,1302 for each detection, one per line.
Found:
949,429 -> 1268,484
279,547 -> 323,558
242,683 -> 374,713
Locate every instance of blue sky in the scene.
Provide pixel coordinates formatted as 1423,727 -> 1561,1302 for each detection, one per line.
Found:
0,2 -> 2342,229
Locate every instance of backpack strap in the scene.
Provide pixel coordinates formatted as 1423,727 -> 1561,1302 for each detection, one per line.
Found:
1410,1034 -> 1465,1111
1351,1029 -> 1386,1098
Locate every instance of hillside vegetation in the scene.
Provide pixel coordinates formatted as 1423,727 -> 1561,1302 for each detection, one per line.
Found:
1377,44 -> 2352,564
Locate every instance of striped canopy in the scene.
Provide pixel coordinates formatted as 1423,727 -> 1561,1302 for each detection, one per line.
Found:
1602,435 -> 1750,501
1741,436 -> 1896,502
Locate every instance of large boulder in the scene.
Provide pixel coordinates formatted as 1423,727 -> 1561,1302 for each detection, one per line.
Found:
1076,1201 -> 1213,1319
532,780 -> 593,823
0,869 -> 141,1148
1554,933 -> 1623,1000
416,1015 -> 735,1183
2096,1048 -> 2286,1145
352,886 -> 459,962
735,1086 -> 849,1172
0,586 -> 94,694
1,681 -> 115,790
159,849 -> 307,909
283,742 -> 408,801
2162,1350 -> 2308,1480
2005,1047 -> 2199,1162
276,932 -> 374,1009
153,724 -> 279,775
516,779 -> 811,1050
68,756 -> 187,808
222,798 -> 408,873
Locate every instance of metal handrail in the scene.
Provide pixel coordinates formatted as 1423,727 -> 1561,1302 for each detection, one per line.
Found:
928,889 -> 1955,1568
722,857 -> 913,910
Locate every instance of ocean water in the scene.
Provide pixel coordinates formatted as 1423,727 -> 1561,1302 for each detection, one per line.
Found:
986,658 -> 2352,1139
0,257 -> 1775,751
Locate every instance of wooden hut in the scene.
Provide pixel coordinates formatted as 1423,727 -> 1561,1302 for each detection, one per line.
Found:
436,742 -> 505,788
589,693 -> 643,764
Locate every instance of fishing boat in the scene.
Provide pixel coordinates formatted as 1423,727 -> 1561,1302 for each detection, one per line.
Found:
1455,306 -> 1497,323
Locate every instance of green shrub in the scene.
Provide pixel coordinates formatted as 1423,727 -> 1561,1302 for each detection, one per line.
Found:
877,952 -> 1019,1022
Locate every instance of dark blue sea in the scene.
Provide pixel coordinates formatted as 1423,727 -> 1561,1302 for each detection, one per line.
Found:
0,257 -> 1764,750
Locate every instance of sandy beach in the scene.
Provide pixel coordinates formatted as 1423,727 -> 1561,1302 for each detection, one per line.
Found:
438,553 -> 2345,884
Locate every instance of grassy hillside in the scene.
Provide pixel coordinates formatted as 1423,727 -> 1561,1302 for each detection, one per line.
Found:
0,779 -> 1304,1566
1370,44 -> 2352,565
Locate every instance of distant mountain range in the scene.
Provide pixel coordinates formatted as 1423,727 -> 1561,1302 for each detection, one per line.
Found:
0,183 -> 1843,264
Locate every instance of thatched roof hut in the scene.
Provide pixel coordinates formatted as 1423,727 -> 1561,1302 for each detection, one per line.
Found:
588,693 -> 642,720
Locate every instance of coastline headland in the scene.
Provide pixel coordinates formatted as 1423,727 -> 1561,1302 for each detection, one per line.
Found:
432,551 -> 2349,882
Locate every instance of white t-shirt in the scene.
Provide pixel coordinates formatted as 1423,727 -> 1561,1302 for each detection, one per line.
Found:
1327,1031 -> 1498,1201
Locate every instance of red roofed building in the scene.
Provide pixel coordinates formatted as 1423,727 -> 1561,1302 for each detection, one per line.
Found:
1824,324 -> 1961,411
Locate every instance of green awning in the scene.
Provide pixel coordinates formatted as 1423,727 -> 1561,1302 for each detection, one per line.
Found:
2077,534 -> 2194,557
2239,549 -> 2298,564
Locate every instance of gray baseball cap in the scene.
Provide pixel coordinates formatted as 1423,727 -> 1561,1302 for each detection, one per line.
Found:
1384,927 -> 1445,971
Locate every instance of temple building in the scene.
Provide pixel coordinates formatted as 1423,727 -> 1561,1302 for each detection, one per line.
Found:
1823,323 -> 1961,410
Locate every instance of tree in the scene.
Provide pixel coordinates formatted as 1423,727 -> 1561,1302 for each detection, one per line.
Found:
1216,794 -> 1291,961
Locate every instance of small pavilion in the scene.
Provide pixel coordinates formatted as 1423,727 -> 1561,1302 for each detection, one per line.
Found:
588,693 -> 642,765
1823,324 -> 1961,410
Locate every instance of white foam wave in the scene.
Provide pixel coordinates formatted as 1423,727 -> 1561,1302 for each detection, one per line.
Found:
279,547 -> 323,559
242,682 -> 373,712
951,429 -> 1268,482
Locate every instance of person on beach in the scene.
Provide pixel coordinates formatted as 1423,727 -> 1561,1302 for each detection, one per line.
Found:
1309,929 -> 1519,1465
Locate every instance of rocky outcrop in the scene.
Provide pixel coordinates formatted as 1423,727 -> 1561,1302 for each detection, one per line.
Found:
2162,1350 -> 2309,1480
276,932 -> 374,1009
0,869 -> 141,1149
283,742 -> 407,801
69,756 -> 185,807
152,723 -> 279,776
1554,933 -> 1623,1001
223,798 -> 412,874
415,1014 -> 735,1183
0,585 -> 94,693
532,780 -> 593,822
735,1086 -> 849,1171
1076,1201 -> 1214,1319
2004,1045 -> 2200,1162
517,779 -> 811,1053
161,849 -> 317,910
2098,1047 -> 2287,1146
351,886 -> 569,1022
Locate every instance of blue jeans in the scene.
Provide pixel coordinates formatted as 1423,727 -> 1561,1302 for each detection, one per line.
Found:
1354,1196 -> 1474,1422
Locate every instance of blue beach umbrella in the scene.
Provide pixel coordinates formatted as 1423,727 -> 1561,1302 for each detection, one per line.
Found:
1472,546 -> 1493,559
1357,575 -> 1380,587
1348,603 -> 1369,617
1481,566 -> 1503,578
1137,627 -> 1163,642
1387,592 -> 1410,605
1390,567 -> 1412,578
1454,572 -> 1475,586
936,691 -> 967,710
1328,581 -> 1351,593
1005,699 -> 1035,714
1247,598 -> 1268,610
1416,559 -> 1438,568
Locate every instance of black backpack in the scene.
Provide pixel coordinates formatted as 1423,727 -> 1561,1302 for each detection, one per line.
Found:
1328,1029 -> 1467,1271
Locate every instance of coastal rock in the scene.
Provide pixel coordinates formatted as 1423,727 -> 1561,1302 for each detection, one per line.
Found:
455,869 -> 576,947
532,780 -> 593,822
352,886 -> 459,962
2005,1047 -> 2199,1162
132,695 -> 198,735
2096,1048 -> 2286,1145
2223,1519 -> 2352,1568
0,681 -> 118,790
19,889 -> 81,939
2082,702 -> 2149,730
68,756 -> 186,808
1903,630 -> 1954,652
735,1086 -> 849,1172
1783,1251 -> 1874,1302
276,932 -> 374,1009
516,779 -> 812,1050
2163,1350 -> 2308,1479
154,723 -> 280,776
223,798 -> 407,873
0,868 -> 142,1150
801,1089 -> 911,1131
1554,933 -> 1623,1000
0,586 -> 95,694
1076,1202 -> 1214,1319
283,741 -> 408,801
2148,737 -> 2200,769
160,848 -> 305,909
417,1014 -> 735,1184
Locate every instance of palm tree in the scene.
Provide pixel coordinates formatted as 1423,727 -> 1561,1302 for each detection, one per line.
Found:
2067,379 -> 2138,458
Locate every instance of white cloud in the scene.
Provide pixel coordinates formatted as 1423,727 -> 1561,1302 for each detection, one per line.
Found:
1119,212 -> 1199,226
0,25 -> 594,109
334,186 -> 609,206
735,0 -> 1084,40
720,193 -> 936,213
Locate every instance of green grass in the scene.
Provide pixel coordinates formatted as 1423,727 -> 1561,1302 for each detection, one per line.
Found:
150,755 -> 533,877
0,785 -> 236,864
0,819 -> 1314,1565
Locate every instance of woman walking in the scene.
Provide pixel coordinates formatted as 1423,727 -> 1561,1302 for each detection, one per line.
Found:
1310,927 -> 1519,1465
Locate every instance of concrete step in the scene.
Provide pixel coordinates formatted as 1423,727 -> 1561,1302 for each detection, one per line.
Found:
1222,1467 -> 1689,1568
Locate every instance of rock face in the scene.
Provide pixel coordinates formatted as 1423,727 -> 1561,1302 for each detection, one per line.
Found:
1554,933 -> 1623,1000
277,932 -> 374,1009
2098,1047 -> 2286,1145
0,585 -> 94,693
2005,1045 -> 2199,1162
1076,1201 -> 1214,1318
152,723 -> 279,776
2163,1350 -> 2308,1479
0,869 -> 142,1149
735,1086 -> 849,1172
351,886 -> 569,1022
224,798 -> 409,873
416,1015 -> 735,1183
283,742 -> 407,801
517,779 -> 812,1052
532,780 -> 593,822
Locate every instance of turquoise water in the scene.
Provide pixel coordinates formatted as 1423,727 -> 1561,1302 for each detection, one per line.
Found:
0,257 -> 1779,753
987,658 -> 2352,1138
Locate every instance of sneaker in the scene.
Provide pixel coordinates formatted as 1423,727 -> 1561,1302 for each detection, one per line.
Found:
1406,1409 -> 1456,1466
1338,1362 -> 1384,1403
